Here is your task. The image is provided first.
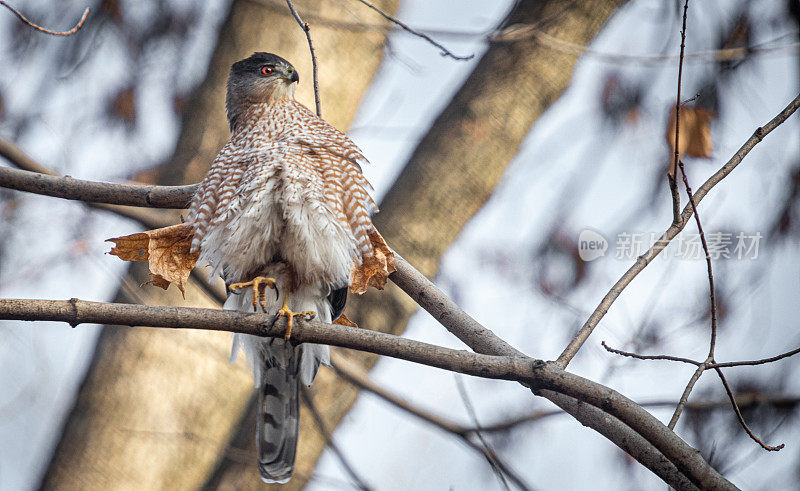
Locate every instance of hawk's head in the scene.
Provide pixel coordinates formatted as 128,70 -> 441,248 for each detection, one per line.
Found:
226,52 -> 299,132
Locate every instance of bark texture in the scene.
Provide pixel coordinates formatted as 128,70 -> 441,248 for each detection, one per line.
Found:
214,0 -> 629,488
40,1 -> 395,489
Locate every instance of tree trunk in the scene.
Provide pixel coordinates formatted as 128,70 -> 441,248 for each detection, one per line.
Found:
39,1 -> 396,489
210,0 -> 629,488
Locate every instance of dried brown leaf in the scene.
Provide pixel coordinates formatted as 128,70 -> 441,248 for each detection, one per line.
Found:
350,229 -> 396,295
666,105 -> 715,162
107,223 -> 199,297
332,313 -> 358,328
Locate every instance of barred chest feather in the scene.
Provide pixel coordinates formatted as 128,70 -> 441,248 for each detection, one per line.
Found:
187,100 -> 375,289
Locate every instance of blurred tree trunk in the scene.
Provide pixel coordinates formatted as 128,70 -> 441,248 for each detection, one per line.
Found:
210,0 -> 628,488
39,1 -> 395,489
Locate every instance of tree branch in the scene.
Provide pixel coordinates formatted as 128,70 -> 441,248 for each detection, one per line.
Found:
0,1 -> 89,36
0,166 -> 196,209
601,340 -> 702,366
351,0 -> 474,61
478,394 -> 800,433
555,92 -> 800,368
708,347 -> 800,368
285,0 -> 322,117
713,367 -> 784,451
0,139 -> 182,228
0,297 -> 735,489
300,386 -> 371,490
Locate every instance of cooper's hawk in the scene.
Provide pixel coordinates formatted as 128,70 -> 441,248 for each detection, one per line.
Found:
187,53 -> 377,483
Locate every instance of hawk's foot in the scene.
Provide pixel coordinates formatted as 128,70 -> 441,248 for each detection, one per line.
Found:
277,299 -> 315,340
229,276 -> 277,311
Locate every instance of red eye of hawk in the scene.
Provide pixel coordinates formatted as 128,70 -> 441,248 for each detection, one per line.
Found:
260,66 -> 273,76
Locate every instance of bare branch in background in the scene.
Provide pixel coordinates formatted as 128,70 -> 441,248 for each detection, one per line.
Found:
478,395 -> 800,434
492,25 -> 799,65
601,341 -> 702,366
331,353 -> 469,435
352,0 -> 474,61
300,387 -> 371,490
285,0 -> 322,116
555,92 -> 800,368
604,0 -> 782,453
713,367 -> 785,451
253,0 -> 797,66
454,375 -> 514,491
0,1 -> 89,36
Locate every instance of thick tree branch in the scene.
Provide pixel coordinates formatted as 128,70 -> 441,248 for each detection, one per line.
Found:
0,297 -> 735,490
0,166 -> 196,209
0,139 -> 181,228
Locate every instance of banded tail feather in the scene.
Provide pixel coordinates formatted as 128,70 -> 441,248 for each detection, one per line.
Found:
257,339 -> 300,483
225,280 -> 340,482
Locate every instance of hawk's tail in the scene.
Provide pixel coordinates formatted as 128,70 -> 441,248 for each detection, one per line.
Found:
257,340 -> 300,483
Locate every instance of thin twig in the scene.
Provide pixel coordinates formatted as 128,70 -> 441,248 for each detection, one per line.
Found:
478,395 -> 800,433
555,92 -> 800,369
332,355 -> 531,491
681,93 -> 701,106
708,346 -> 800,368
668,361 -> 708,430
677,160 -> 718,358
601,341 -> 702,366
669,174 -> 681,225
671,0 -> 689,180
330,353 -> 468,435
454,375 -> 511,491
285,0 -> 321,117
300,386 -> 371,490
352,0 -> 474,61
0,2 -> 89,36
667,0 -> 691,230
602,341 -> 800,370
713,367 -> 785,451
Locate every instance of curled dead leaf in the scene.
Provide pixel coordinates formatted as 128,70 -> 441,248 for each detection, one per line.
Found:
107,223 -> 199,297
350,228 -> 396,295
666,105 -> 715,163
332,313 -> 358,328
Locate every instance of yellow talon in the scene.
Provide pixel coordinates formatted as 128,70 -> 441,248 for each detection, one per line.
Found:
229,276 -> 277,311
277,296 -> 315,340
